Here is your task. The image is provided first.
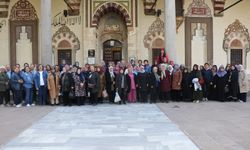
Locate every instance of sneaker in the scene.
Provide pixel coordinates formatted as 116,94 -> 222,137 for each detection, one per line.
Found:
239,100 -> 244,103
26,104 -> 31,107
31,103 -> 36,106
196,100 -> 200,103
205,98 -> 208,101
16,104 -> 22,108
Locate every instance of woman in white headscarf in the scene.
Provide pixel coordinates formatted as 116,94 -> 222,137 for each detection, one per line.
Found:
238,65 -> 249,102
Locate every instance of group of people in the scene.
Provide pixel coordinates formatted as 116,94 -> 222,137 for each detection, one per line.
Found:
0,58 -> 249,107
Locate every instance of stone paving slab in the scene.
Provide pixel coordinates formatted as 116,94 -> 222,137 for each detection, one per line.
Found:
1,104 -> 198,150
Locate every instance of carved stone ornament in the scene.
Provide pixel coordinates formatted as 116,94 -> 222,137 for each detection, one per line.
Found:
91,2 -> 132,27
185,0 -> 212,17
52,25 -> 80,51
223,19 -> 250,52
9,0 -> 38,21
143,17 -> 164,48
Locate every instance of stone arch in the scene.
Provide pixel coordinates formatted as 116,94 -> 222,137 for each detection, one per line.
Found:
144,18 -> 165,49
9,0 -> 39,67
144,18 -> 165,63
52,25 -> 80,64
223,19 -> 250,66
91,2 -> 132,27
52,25 -> 80,51
9,0 -> 38,21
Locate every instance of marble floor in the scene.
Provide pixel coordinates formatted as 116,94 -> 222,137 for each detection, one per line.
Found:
1,104 -> 199,150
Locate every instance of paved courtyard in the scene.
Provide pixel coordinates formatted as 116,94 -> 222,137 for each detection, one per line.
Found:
0,104 -> 198,150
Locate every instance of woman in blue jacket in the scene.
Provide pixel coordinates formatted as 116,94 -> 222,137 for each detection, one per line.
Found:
35,65 -> 48,105
11,66 -> 23,107
21,66 -> 34,106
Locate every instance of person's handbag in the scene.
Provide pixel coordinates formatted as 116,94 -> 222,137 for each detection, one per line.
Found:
69,89 -> 75,99
199,77 -> 205,85
102,90 -> 108,98
114,92 -> 121,103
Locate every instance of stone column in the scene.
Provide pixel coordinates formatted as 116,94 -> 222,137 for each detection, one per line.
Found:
41,0 -> 52,65
165,0 -> 177,63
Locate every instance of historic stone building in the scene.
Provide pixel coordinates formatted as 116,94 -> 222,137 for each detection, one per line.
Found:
0,0 -> 250,70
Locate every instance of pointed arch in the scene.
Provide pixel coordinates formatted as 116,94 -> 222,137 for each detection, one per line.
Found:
91,2 -> 132,27
9,0 -> 38,21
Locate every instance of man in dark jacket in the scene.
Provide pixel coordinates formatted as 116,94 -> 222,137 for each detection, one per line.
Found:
116,68 -> 127,104
105,66 -> 116,103
202,63 -> 213,101
88,65 -> 100,105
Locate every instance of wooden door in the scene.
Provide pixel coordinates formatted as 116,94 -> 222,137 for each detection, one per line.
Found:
231,49 -> 242,65
58,49 -> 72,65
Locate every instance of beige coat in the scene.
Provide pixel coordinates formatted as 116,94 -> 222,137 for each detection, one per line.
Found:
98,73 -> 106,97
47,72 -> 60,99
238,70 -> 249,93
172,69 -> 182,90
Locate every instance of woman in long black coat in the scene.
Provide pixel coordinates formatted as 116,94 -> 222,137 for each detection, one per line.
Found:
181,68 -> 191,101
149,66 -> 160,103
137,66 -> 149,103
214,65 -> 228,102
227,65 -> 239,101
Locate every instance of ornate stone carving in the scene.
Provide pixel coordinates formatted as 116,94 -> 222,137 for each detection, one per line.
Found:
186,0 -> 212,17
223,19 -> 250,52
52,25 -> 80,51
103,25 -> 120,33
143,18 -> 164,48
91,1 -> 132,27
9,0 -> 38,21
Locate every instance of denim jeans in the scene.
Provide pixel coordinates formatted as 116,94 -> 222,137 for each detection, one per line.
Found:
25,87 -> 33,105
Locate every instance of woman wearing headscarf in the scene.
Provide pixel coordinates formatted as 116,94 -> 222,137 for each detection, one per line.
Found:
73,68 -> 86,105
189,64 -> 203,103
137,65 -> 149,103
214,65 -> 228,102
210,65 -> 218,100
171,64 -> 183,101
149,66 -> 160,103
159,63 -> 171,103
238,65 -> 249,102
126,67 -> 138,103
227,65 -> 239,101
105,66 -> 116,103
181,67 -> 191,101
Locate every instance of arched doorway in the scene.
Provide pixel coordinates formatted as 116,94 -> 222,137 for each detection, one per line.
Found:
144,18 -> 165,64
223,20 -> 250,67
151,38 -> 165,63
9,0 -> 38,67
92,2 -> 129,64
52,25 -> 80,65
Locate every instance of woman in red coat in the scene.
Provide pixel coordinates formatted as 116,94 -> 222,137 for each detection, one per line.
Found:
159,63 -> 171,103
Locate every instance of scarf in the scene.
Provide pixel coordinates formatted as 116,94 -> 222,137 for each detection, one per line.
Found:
216,70 -> 227,77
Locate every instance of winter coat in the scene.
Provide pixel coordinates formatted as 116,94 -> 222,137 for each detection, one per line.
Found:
238,70 -> 249,93
47,72 -> 60,99
88,72 -> 100,94
0,72 -> 9,91
73,74 -> 85,97
160,70 -> 171,92
172,70 -> 182,90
